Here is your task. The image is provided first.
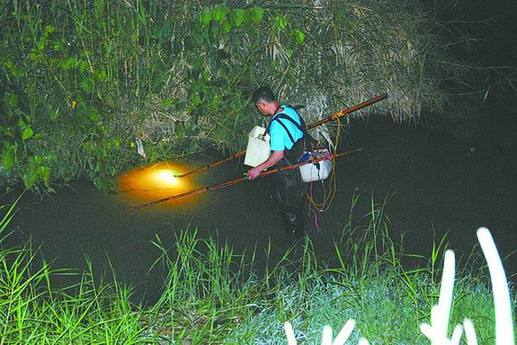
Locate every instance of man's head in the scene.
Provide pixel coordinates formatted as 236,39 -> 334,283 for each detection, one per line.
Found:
252,86 -> 279,116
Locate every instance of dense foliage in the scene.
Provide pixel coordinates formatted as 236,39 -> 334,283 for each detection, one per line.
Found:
0,0 -> 450,190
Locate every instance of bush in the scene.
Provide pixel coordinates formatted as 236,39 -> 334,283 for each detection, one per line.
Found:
1,0 -> 455,190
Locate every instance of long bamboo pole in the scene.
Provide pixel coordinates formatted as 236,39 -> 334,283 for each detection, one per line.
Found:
175,151 -> 246,178
306,93 -> 388,129
174,93 -> 387,178
132,148 -> 362,210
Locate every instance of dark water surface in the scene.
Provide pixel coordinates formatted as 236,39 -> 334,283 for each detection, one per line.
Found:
4,110 -> 517,303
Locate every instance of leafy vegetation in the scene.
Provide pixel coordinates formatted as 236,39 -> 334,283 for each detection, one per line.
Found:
1,0 -> 459,190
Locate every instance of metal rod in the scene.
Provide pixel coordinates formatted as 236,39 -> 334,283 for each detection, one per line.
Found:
132,148 -> 362,210
175,151 -> 246,178
174,93 -> 387,178
307,93 -> 388,129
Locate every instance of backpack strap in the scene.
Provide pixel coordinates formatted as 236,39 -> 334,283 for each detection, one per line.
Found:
266,106 -> 303,137
269,113 -> 300,144
266,105 -> 317,150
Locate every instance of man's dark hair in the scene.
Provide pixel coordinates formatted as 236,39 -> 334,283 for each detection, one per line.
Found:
252,86 -> 276,104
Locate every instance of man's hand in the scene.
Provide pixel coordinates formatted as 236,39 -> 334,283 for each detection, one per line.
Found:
247,150 -> 284,181
247,166 -> 262,180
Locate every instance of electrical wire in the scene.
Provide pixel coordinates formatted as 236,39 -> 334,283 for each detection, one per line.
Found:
306,116 -> 343,220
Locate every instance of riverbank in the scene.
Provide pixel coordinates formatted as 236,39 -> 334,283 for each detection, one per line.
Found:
1,201 -> 513,344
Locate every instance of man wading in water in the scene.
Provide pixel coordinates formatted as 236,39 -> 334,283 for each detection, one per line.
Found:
247,86 -> 308,238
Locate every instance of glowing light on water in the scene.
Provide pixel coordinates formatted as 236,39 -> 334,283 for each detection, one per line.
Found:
153,169 -> 179,186
118,162 -> 196,205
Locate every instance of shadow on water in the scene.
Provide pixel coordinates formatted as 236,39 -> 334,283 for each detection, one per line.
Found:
3,108 -> 517,304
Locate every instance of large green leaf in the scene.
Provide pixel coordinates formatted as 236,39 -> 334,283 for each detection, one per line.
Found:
87,109 -> 100,122
1,145 -> 15,170
294,29 -> 305,44
200,10 -> 212,26
233,9 -> 245,27
252,7 -> 264,24
21,127 -> 33,141
213,6 -> 226,22
95,69 -> 107,82
275,15 -> 287,31
3,93 -> 18,108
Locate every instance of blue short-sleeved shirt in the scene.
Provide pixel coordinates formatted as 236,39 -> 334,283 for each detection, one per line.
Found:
269,105 -> 304,151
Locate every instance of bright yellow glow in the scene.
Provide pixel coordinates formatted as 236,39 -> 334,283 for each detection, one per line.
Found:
118,162 -> 197,206
154,169 -> 178,186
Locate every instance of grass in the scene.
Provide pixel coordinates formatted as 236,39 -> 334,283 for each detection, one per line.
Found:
0,195 -> 514,344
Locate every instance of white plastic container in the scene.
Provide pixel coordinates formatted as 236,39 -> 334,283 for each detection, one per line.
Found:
244,126 -> 270,167
299,149 -> 333,182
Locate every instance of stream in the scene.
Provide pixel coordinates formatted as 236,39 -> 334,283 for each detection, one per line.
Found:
3,109 -> 516,303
